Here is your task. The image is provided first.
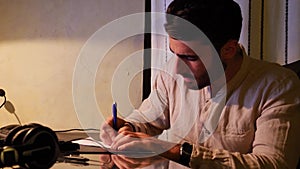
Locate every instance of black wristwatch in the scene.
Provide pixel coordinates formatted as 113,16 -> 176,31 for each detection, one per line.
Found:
179,142 -> 193,166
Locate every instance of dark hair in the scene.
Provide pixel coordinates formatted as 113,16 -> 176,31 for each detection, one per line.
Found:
165,0 -> 242,52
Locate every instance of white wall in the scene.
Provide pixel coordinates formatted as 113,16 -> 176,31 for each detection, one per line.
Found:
0,0 -> 145,130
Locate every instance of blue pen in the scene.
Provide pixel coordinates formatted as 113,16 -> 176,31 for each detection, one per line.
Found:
112,102 -> 117,130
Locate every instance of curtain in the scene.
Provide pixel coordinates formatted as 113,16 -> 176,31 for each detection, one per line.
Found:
151,0 -> 300,69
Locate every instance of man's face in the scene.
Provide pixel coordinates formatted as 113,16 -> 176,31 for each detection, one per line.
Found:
169,38 -> 212,90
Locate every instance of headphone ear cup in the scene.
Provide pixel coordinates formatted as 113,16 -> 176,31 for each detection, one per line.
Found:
5,125 -> 26,145
2,124 -> 59,168
21,125 -> 59,169
0,124 -> 19,146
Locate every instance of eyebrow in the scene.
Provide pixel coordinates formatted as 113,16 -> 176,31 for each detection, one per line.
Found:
169,47 -> 198,58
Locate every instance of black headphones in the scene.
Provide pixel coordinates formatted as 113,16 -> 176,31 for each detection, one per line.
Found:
0,123 -> 60,169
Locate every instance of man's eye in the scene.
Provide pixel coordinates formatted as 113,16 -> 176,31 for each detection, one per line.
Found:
177,54 -> 199,61
186,56 -> 199,61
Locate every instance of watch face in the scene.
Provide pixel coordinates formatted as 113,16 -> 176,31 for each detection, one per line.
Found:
179,142 -> 193,166
182,142 -> 193,155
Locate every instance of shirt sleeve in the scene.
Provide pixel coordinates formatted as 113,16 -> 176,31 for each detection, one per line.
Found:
190,146 -> 280,169
126,70 -> 172,136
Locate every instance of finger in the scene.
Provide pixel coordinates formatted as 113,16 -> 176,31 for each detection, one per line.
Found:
117,140 -> 139,151
100,131 -> 114,145
99,155 -> 115,169
100,122 -> 118,145
106,117 -> 114,126
112,155 -> 128,169
99,154 -> 111,164
111,133 -> 139,150
100,119 -> 113,131
111,132 -> 149,150
118,126 -> 132,133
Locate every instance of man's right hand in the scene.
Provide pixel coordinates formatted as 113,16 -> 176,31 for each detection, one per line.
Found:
100,117 -> 134,145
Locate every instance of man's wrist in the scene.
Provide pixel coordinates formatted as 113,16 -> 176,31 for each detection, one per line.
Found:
160,144 -> 181,162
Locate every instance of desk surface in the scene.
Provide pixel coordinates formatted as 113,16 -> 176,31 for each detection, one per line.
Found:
53,132 -> 189,169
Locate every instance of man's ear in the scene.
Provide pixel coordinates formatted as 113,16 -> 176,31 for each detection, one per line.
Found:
220,40 -> 238,59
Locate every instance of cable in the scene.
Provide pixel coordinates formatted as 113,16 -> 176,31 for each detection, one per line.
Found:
0,89 -> 6,109
54,128 -> 100,133
0,95 -> 6,109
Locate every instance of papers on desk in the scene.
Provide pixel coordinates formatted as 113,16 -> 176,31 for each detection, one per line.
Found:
72,137 -> 111,149
72,137 -> 156,156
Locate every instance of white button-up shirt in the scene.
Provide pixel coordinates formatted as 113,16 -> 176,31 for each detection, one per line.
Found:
127,46 -> 300,169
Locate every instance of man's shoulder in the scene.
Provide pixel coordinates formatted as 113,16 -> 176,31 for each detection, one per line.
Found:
247,57 -> 299,83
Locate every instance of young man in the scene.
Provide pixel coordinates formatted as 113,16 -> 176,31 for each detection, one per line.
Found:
101,0 -> 300,168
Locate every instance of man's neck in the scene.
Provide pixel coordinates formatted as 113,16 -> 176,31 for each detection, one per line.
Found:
224,47 -> 243,83
209,47 -> 243,97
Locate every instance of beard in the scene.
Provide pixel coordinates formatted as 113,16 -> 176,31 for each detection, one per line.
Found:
182,71 -> 210,90
186,61 -> 227,91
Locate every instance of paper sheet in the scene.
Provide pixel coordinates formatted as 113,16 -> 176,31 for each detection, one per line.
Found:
72,137 -> 111,149
72,137 -> 156,155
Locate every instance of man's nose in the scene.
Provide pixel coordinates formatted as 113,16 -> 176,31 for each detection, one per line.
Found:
175,57 -> 189,75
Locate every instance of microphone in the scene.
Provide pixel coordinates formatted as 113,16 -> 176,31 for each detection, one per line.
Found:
0,89 -> 6,109
0,89 -> 5,97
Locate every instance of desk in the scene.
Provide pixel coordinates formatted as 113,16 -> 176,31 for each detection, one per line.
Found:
53,132 -> 189,169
